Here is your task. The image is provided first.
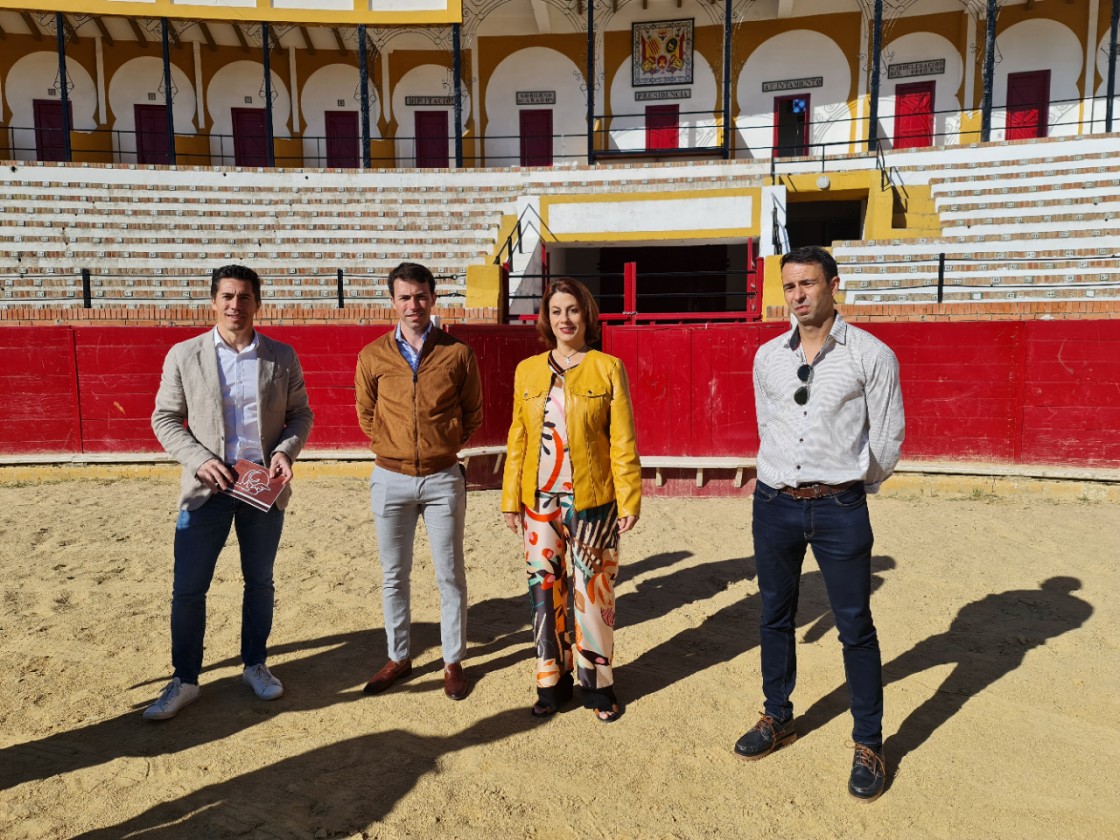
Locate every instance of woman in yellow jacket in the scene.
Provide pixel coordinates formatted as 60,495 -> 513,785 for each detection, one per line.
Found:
502,278 -> 641,722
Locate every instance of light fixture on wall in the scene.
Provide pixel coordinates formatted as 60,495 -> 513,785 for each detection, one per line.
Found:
157,74 -> 179,102
817,175 -> 831,190
352,83 -> 378,104
52,69 -> 75,96
258,81 -> 279,103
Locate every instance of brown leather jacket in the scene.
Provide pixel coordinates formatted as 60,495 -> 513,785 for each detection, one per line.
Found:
354,327 -> 483,476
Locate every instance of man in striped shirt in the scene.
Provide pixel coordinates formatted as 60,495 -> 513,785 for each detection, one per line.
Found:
734,246 -> 905,803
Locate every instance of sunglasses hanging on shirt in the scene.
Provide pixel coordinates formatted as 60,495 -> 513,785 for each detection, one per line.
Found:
794,363 -> 813,405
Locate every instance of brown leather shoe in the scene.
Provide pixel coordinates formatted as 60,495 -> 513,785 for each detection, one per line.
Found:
443,662 -> 469,700
363,658 -> 412,695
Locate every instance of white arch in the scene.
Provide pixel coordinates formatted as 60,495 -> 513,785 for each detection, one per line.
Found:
392,64 -> 471,167
108,56 -> 197,162
991,19 -> 1082,140
735,30 -> 852,159
207,60 -> 291,166
606,48 -> 718,152
877,32 -> 963,149
484,47 -> 585,166
7,52 -> 97,162
300,64 -> 380,167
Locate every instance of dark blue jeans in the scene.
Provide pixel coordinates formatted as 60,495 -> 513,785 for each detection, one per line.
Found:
171,493 -> 285,685
752,481 -> 882,750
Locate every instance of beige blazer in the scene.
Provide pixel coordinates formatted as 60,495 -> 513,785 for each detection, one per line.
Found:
152,330 -> 314,511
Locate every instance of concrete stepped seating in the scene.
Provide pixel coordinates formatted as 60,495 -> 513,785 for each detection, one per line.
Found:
833,139 -> 1120,306
0,166 -> 529,308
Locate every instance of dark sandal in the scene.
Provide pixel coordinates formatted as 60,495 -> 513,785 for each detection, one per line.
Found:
593,704 -> 621,723
531,673 -> 574,718
531,701 -> 558,718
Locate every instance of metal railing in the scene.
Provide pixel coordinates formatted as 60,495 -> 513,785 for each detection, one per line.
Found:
507,261 -> 762,324
0,266 -> 468,308
4,94 -> 1114,170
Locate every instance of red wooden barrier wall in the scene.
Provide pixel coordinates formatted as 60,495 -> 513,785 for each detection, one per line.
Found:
1,321 -> 1117,467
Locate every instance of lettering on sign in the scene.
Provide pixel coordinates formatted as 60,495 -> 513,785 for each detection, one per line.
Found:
516,91 -> 556,105
888,59 -> 946,79
635,89 -> 691,101
761,77 -> 823,93
405,96 -> 454,106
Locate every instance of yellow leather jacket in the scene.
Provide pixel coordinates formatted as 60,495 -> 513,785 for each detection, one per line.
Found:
501,349 -> 641,518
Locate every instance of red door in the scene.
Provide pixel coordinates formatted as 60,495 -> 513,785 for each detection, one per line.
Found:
519,109 -> 553,167
645,104 -> 679,150
231,107 -> 269,166
1007,70 -> 1050,140
325,110 -> 359,168
415,111 -> 449,168
33,99 -> 72,162
773,94 -> 810,157
894,81 -> 935,149
134,104 -> 171,165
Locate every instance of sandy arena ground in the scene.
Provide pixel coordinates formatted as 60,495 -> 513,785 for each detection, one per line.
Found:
0,470 -> 1117,839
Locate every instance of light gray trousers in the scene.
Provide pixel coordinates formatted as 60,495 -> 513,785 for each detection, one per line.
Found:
370,463 -> 467,664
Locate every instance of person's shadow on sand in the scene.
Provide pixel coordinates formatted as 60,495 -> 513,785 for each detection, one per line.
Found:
798,576 -> 1093,774
70,705 -> 540,840
617,555 -> 897,705
0,593 -> 529,792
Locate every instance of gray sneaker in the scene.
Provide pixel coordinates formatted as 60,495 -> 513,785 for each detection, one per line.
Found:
243,663 -> 284,700
143,678 -> 200,721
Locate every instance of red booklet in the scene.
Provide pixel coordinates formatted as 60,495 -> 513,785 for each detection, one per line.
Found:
224,459 -> 289,512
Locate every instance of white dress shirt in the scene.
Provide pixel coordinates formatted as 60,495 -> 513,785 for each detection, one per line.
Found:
213,327 -> 263,465
753,312 -> 905,493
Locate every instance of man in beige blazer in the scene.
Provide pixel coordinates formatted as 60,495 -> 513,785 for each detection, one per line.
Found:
146,264 -> 314,720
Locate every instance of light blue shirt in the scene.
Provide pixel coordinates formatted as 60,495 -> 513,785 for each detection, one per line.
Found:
394,322 -> 433,374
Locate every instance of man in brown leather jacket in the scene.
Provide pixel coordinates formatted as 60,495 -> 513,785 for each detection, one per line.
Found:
354,262 -> 483,700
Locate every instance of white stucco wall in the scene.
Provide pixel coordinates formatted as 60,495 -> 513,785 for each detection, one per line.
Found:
207,60 -> 291,166
877,32 -> 963,149
735,30 -> 852,159
547,194 -> 753,241
991,19 -> 1082,140
7,52 -> 97,162
484,47 -> 586,166
300,63 -> 380,166
107,56 -> 197,162
606,49 -> 718,151
392,64 -> 471,166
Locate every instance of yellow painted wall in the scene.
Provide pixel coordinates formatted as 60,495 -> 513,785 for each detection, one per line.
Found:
70,128 -> 113,163
761,256 -> 786,322
465,263 -> 503,310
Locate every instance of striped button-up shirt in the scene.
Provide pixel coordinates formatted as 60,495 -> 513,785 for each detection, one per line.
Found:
753,312 -> 905,493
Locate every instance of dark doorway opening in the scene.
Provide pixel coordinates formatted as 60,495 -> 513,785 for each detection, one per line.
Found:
415,111 -> 450,168
785,200 -> 863,249
773,94 -> 810,157
645,104 -> 680,150
33,99 -> 72,162
325,110 -> 359,168
520,109 -> 553,166
231,107 -> 269,166
135,104 -> 171,165
597,244 -> 738,314
1007,69 -> 1050,140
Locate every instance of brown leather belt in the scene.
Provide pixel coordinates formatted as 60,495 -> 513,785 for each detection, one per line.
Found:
779,480 -> 860,500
